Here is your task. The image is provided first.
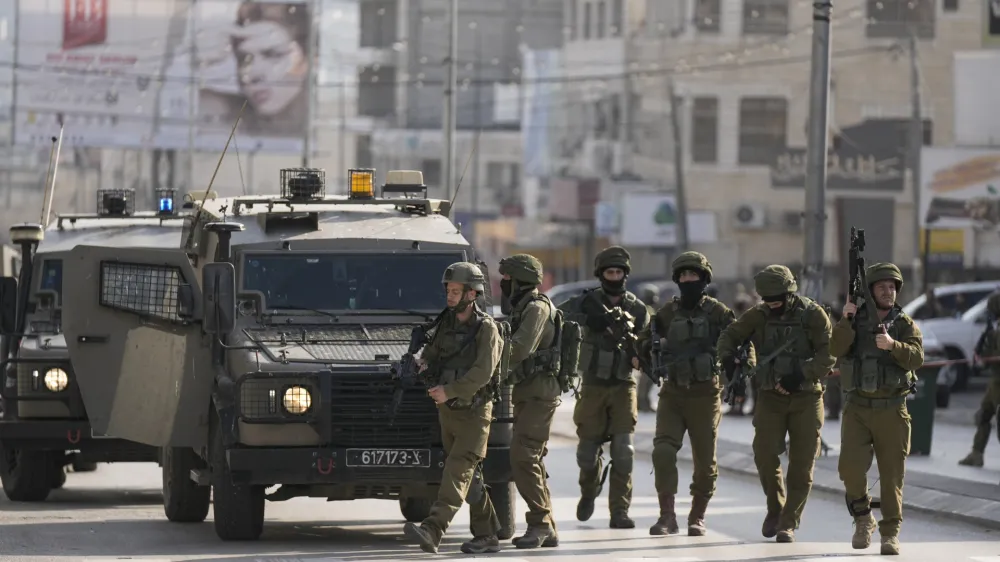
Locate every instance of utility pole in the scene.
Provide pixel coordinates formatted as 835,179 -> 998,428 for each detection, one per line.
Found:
471,27 -> 481,230
908,29 -> 925,295
667,80 -> 690,251
340,81 -> 347,175
302,0 -> 318,168
187,1 -> 196,192
443,0 -> 458,199
801,0 -> 833,302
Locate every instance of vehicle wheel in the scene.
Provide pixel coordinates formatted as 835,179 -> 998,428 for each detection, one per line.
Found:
71,458 -> 98,473
163,446 -> 211,523
49,454 -> 67,490
936,386 -> 951,409
399,496 -> 432,522
473,481 -> 516,540
0,448 -> 53,502
210,418 -> 265,540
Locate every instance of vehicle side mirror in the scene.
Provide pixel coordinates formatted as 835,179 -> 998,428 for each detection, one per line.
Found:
0,276 -> 16,335
203,263 -> 236,335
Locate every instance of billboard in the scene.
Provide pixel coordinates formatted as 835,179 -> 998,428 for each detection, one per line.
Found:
14,0 -> 312,153
920,147 -> 1000,229
618,193 -> 717,247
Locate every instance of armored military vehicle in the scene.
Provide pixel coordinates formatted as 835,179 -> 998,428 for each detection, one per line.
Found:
0,188 -> 193,501
56,168 -> 516,541
1,245 -> 21,278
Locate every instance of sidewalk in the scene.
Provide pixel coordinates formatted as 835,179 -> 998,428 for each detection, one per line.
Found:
550,391 -> 1000,530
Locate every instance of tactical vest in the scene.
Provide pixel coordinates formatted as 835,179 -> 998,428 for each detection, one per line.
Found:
433,310 -> 495,407
508,292 -> 559,385
756,297 -> 819,390
840,305 -> 912,394
580,290 -> 637,382
660,298 -> 719,386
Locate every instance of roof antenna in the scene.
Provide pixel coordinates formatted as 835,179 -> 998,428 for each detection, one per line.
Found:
449,129 -> 481,208
39,115 -> 65,227
184,100 -> 249,250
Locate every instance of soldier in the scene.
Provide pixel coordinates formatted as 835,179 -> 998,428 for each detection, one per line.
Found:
716,265 -> 835,543
559,246 -> 650,529
635,283 -> 660,413
959,293 -> 1000,468
498,254 -> 561,549
830,263 -> 923,556
404,262 -> 504,555
636,252 -> 749,537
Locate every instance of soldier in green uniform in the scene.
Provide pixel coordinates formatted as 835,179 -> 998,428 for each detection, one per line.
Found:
635,283 -> 660,413
831,263 -> 924,556
959,293 -> 1000,468
498,254 -> 561,549
559,246 -> 650,529
403,262 -> 504,555
636,252 -> 751,537
716,265 -> 835,543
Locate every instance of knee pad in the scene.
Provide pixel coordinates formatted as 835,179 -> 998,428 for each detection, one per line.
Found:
651,440 -> 679,465
576,439 -> 602,471
610,433 -> 635,474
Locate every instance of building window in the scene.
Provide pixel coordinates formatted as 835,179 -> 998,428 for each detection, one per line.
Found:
691,97 -> 718,164
422,159 -> 442,188
359,0 -> 397,48
695,0 -> 721,33
569,0 -> 578,39
610,0 -> 623,36
743,0 -> 789,35
486,162 -> 519,188
596,0 -> 606,39
738,97 -> 788,166
943,0 -> 958,12
583,2 -> 592,39
866,0 -> 935,39
356,134 -> 373,168
357,65 -> 396,118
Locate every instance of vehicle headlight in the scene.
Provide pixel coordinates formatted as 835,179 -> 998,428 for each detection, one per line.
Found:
44,368 -> 69,392
282,386 -> 312,415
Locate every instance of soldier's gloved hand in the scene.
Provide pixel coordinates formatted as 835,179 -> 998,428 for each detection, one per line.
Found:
777,373 -> 805,394
722,357 -> 737,381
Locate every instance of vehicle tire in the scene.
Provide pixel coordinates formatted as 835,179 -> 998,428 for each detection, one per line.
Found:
49,454 -> 67,490
210,417 -> 265,540
71,458 -> 98,473
475,481 -> 515,540
399,496 -> 432,522
163,446 -> 211,523
0,448 -> 53,502
936,386 -> 951,409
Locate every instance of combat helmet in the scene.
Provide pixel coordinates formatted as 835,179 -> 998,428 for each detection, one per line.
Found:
499,254 -> 543,286
866,262 -> 903,292
442,262 -> 487,294
671,251 -> 713,284
754,265 -> 798,298
593,246 -> 631,277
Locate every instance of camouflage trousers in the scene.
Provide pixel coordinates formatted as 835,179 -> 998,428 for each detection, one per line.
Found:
573,382 -> 638,515
652,380 -> 722,499
971,375 -> 1000,453
512,397 -> 559,531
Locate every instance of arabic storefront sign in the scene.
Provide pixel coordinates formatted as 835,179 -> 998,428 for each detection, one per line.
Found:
770,118 -> 909,191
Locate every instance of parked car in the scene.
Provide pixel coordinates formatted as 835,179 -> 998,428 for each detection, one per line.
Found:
920,324 -> 954,408
902,281 -> 1000,391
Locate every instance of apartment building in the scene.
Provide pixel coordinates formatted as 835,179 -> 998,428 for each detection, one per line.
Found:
556,0 -> 982,298
360,0 -> 563,224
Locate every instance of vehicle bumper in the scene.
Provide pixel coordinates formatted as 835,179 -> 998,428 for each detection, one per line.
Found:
0,420 -> 158,461
227,445 -> 512,486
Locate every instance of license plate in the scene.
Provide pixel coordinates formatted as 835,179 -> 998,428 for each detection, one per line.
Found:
345,448 -> 430,467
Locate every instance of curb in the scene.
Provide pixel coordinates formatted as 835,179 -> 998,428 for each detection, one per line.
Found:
549,424 -> 1000,532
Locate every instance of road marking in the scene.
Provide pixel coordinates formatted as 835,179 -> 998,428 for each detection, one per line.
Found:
617,558 -> 703,562
970,558 -> 1000,562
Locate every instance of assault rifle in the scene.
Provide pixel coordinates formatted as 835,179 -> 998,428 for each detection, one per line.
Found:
847,227 -> 879,329
600,303 -> 642,375
721,341 -> 752,406
388,311 -> 455,425
646,321 -> 664,386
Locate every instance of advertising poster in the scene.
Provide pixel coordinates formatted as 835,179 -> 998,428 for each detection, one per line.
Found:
920,147 -> 1000,229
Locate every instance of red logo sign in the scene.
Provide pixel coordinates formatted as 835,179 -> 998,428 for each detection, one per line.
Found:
63,0 -> 107,50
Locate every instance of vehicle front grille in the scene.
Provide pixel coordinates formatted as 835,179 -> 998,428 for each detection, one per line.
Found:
329,373 -> 440,447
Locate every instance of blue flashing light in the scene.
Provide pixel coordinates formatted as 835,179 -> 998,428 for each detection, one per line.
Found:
159,197 -> 174,214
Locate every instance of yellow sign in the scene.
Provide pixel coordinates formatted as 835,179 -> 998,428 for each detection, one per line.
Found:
919,228 -> 965,254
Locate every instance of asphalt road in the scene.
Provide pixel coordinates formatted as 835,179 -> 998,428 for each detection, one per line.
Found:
0,436 -> 998,561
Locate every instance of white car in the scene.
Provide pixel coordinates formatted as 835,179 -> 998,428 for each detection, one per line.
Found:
919,324 -> 956,408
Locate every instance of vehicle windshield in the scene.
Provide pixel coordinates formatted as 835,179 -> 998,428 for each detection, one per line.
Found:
242,252 -> 466,311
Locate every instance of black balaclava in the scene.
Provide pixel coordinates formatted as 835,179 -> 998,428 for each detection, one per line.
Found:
677,270 -> 708,309
600,269 -> 627,296
500,278 -> 534,315
762,293 -> 789,316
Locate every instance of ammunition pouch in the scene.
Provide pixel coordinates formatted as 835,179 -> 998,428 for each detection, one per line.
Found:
846,495 -> 872,517
509,348 -> 560,385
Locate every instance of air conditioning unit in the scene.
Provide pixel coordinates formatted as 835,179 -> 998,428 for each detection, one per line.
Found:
782,210 -> 804,232
732,202 -> 767,230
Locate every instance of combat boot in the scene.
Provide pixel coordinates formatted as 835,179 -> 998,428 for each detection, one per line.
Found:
851,512 -> 876,549
761,511 -> 780,538
576,496 -> 596,521
881,536 -> 900,555
403,522 -> 441,554
959,450 -> 984,467
512,525 -> 559,549
776,528 -> 795,543
461,535 -> 501,554
649,492 -> 679,535
687,495 -> 709,537
610,510 -> 635,529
